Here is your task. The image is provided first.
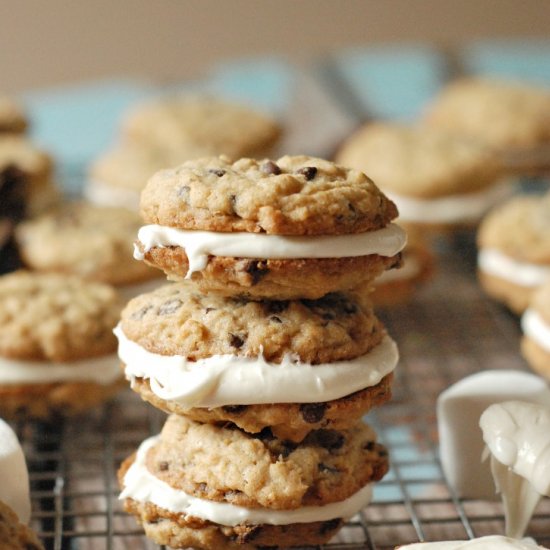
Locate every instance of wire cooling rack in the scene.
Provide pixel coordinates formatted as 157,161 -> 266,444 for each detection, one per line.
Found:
14,235 -> 549,550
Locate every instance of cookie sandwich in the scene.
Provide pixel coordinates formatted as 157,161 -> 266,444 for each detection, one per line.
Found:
119,414 -> 388,550
335,122 -> 511,232
521,280 -> 550,380
477,192 -> 550,313
0,500 -> 43,550
116,283 -> 397,442
15,202 -> 162,301
135,155 -> 406,300
0,271 -> 125,419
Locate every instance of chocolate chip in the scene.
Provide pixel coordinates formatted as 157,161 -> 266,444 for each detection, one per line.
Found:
297,166 -> 317,180
314,430 -> 345,451
239,525 -> 262,543
130,305 -> 153,320
270,315 -> 282,323
280,440 -> 298,458
348,201 -> 356,213
320,518 -> 341,535
158,299 -> 183,315
300,403 -> 327,424
264,300 -> 288,314
260,160 -> 281,175
205,307 -> 216,314
229,193 -> 237,213
244,260 -> 269,284
222,405 -> 248,415
254,427 -> 275,442
229,333 -> 246,349
158,461 -> 169,471
363,441 -> 376,451
208,168 -> 226,177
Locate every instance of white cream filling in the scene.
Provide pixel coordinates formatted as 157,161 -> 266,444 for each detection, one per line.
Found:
398,536 -> 546,549
84,179 -> 141,211
0,353 -> 121,385
134,223 -> 407,278
386,179 -> 515,224
522,309 -> 550,353
120,435 -> 373,526
114,325 -> 398,408
479,249 -> 550,288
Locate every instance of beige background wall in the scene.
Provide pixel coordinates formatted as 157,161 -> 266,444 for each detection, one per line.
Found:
2,0 -> 549,93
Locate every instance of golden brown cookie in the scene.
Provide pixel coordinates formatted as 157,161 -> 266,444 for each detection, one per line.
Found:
15,202 -> 162,294
122,95 -> 282,161
477,192 -> 550,313
0,271 -> 125,419
118,415 -> 388,549
521,280 -> 550,380
424,77 -> 550,152
117,283 -> 397,441
136,155 -> 405,300
0,500 -> 43,550
335,122 -> 510,231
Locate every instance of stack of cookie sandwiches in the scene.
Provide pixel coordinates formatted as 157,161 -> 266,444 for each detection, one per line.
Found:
116,155 -> 407,548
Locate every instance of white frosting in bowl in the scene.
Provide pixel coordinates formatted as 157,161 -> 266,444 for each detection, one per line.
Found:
120,435 -> 373,526
134,223 -> 407,278
480,401 -> 550,538
115,324 -> 398,408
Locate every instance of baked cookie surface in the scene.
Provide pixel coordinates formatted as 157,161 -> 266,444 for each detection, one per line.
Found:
0,271 -> 122,362
16,202 -> 160,287
141,155 -> 397,235
424,77 -> 550,150
335,122 -> 504,199
120,282 -> 382,362
122,96 -> 281,160
0,499 -> 43,550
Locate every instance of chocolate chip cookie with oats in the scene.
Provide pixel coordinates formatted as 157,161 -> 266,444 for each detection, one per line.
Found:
115,282 -> 398,442
0,271 -> 125,419
135,154 -> 406,300
118,414 -> 388,550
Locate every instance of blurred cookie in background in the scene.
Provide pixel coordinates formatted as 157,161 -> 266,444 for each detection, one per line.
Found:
521,279 -> 550,381
335,122 -> 512,235
15,202 -> 163,301
122,95 -> 282,161
0,97 -> 28,135
0,271 -> 125,420
477,192 -> 550,314
423,77 -> 550,175
369,225 -> 435,307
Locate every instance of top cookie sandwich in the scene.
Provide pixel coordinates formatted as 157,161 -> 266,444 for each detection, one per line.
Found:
135,155 -> 406,300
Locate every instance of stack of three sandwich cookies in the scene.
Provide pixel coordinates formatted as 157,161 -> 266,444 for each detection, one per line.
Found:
116,155 -> 407,549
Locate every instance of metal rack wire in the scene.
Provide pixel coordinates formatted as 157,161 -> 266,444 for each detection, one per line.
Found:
16,235 -> 548,550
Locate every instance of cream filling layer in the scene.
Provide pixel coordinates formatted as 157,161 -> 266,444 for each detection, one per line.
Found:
115,325 -> 398,408
134,223 -> 407,278
120,435 -> 373,526
386,179 -> 515,224
522,309 -> 550,353
84,179 -> 141,211
0,353 -> 121,385
478,249 -> 550,288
